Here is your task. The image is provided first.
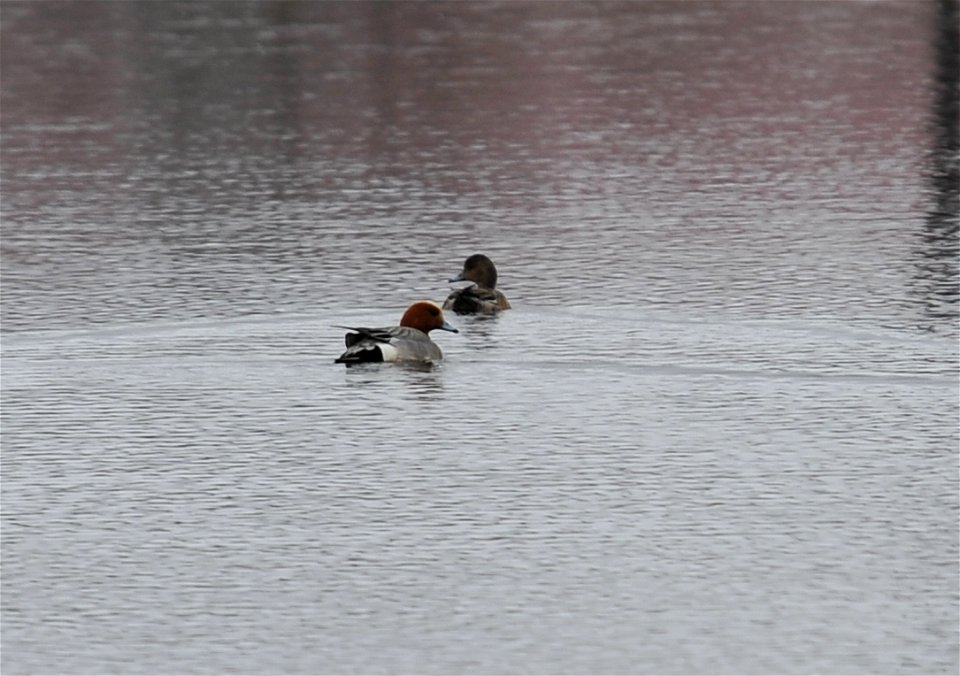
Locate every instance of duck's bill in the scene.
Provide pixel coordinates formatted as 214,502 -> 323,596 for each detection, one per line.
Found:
439,320 -> 459,333
448,272 -> 465,283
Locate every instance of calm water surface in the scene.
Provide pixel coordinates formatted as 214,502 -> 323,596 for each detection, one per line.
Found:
2,2 -> 958,674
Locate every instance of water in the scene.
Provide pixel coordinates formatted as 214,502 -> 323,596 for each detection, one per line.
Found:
2,2 -> 958,674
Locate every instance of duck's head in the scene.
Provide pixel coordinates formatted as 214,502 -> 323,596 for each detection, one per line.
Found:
449,254 -> 498,289
400,301 -> 459,335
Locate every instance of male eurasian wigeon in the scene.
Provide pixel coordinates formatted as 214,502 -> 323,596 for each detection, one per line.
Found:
443,254 -> 511,315
335,301 -> 459,364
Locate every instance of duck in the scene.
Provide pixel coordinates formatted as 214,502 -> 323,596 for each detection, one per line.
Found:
443,254 -> 512,315
335,301 -> 459,364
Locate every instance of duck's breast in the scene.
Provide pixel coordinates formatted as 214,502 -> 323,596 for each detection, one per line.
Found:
388,327 -> 443,362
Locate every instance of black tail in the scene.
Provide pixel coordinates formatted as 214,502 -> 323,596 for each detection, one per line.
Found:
334,344 -> 385,364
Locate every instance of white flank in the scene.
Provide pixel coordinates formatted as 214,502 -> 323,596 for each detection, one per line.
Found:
378,343 -> 399,362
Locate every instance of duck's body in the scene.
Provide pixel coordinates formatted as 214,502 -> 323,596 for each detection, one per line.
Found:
335,301 -> 458,364
443,285 -> 511,315
443,254 -> 511,315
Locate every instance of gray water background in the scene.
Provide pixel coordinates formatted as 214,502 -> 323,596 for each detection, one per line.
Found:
2,2 -> 958,674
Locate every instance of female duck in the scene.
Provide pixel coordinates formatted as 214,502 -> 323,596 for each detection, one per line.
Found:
443,254 -> 511,315
335,301 -> 458,364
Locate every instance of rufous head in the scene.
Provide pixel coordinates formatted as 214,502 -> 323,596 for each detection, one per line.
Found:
400,301 -> 459,335
449,254 -> 498,289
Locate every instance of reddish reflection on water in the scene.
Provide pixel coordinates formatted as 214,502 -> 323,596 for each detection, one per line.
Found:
2,1 -> 955,334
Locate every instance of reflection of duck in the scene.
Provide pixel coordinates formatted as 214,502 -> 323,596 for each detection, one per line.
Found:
443,254 -> 512,315
335,301 -> 458,364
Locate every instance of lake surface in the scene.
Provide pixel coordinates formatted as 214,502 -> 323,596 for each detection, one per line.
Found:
2,2 -> 958,674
